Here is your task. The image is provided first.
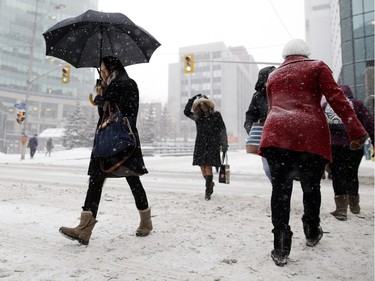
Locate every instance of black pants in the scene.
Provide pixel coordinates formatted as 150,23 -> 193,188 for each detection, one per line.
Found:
82,174 -> 149,218
264,148 -> 327,231
30,148 -> 36,158
331,146 -> 363,196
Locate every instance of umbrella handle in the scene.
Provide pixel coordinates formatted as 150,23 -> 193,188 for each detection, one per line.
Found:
89,93 -> 97,106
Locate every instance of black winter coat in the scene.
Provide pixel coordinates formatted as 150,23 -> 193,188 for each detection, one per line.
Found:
244,66 -> 275,133
88,73 -> 148,177
184,97 -> 228,167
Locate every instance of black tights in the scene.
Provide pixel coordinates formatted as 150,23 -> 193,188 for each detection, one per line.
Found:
82,174 -> 149,218
331,146 -> 363,196
264,148 -> 327,231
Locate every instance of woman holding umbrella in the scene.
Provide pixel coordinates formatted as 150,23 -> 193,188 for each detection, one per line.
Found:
59,56 -> 152,245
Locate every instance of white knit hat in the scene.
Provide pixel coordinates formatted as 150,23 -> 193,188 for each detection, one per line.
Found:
282,39 -> 311,59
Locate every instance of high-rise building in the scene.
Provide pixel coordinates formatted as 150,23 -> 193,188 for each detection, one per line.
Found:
0,0 -> 98,153
305,0 -> 374,112
168,42 -> 259,148
335,0 -> 374,110
305,0 -> 333,69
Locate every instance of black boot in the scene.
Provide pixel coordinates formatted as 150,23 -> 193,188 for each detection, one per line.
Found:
205,175 -> 214,201
303,219 -> 323,247
271,227 -> 293,267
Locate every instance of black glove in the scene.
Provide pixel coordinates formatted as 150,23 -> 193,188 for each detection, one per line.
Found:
222,145 -> 228,153
191,94 -> 202,100
93,95 -> 104,107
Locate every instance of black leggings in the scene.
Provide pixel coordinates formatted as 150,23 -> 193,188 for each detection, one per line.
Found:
82,174 -> 149,218
264,148 -> 327,231
331,146 -> 363,196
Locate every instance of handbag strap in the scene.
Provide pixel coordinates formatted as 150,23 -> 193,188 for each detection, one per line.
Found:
99,102 -> 121,130
221,152 -> 228,165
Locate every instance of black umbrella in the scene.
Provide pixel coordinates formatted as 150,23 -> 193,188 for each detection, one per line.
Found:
42,9 -> 161,68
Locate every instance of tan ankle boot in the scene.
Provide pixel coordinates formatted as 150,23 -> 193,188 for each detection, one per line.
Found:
330,195 -> 348,221
349,195 -> 360,214
59,211 -> 97,245
136,207 -> 153,236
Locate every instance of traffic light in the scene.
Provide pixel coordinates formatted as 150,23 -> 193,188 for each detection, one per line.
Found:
183,54 -> 194,74
61,65 -> 70,83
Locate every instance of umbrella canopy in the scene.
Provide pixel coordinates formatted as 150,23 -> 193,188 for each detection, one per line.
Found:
43,10 -> 161,68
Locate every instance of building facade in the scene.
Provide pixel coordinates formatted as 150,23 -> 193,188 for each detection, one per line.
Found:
336,0 -> 374,110
305,0 -> 374,112
0,0 -> 98,153
168,42 -> 259,148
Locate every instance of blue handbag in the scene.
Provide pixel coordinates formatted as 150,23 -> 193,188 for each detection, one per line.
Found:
93,102 -> 136,159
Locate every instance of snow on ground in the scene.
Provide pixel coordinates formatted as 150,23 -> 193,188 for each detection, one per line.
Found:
0,148 -> 374,281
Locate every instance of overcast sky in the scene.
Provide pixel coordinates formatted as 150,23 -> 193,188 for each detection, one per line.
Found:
98,0 -> 305,103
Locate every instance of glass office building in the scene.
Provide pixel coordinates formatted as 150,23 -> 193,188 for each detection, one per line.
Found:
339,0 -> 374,110
0,0 -> 98,153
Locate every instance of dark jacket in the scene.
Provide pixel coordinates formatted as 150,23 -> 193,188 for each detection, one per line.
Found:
184,96 -> 228,167
28,136 -> 38,149
244,66 -> 275,133
88,72 -> 148,177
323,84 -> 374,147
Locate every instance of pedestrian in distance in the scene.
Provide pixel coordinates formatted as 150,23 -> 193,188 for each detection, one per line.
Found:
59,56 -> 152,245
259,39 -> 369,267
323,84 -> 374,221
184,94 -> 228,201
45,137 -> 54,157
27,134 -> 38,159
244,66 -> 276,182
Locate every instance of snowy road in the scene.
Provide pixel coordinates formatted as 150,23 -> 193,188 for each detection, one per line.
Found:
0,150 -> 374,280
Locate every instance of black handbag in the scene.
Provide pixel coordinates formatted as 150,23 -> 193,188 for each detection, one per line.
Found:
93,102 -> 136,162
219,152 -> 230,184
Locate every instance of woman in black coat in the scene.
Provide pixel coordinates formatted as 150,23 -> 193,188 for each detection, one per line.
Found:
244,66 -> 275,181
184,94 -> 228,200
59,56 -> 152,245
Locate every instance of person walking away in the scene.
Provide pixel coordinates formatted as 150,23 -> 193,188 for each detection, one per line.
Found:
27,134 -> 38,159
184,94 -> 228,201
259,39 -> 369,266
45,137 -> 53,157
59,56 -> 152,245
244,66 -> 276,182
323,84 -> 374,220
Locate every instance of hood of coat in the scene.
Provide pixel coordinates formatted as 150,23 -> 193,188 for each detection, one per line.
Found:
255,66 -> 276,92
339,84 -> 354,99
282,38 -> 311,59
192,97 -> 216,113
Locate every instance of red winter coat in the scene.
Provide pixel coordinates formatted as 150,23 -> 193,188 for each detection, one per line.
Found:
259,55 -> 368,162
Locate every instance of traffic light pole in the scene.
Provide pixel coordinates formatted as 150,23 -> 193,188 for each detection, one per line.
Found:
20,64 -> 63,160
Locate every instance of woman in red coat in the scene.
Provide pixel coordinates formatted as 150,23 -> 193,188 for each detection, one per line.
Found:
259,39 -> 368,266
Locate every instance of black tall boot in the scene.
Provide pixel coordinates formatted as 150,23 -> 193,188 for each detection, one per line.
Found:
271,227 -> 293,267
302,217 -> 323,247
205,175 -> 214,201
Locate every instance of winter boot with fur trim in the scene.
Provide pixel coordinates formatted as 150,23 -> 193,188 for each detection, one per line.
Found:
205,175 -> 214,201
136,207 -> 153,236
59,211 -> 97,245
349,195 -> 360,214
330,195 -> 348,221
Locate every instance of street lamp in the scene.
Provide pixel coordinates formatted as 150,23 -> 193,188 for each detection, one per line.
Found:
20,0 -> 65,160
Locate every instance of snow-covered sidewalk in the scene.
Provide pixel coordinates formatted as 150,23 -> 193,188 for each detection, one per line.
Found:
0,149 -> 373,280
